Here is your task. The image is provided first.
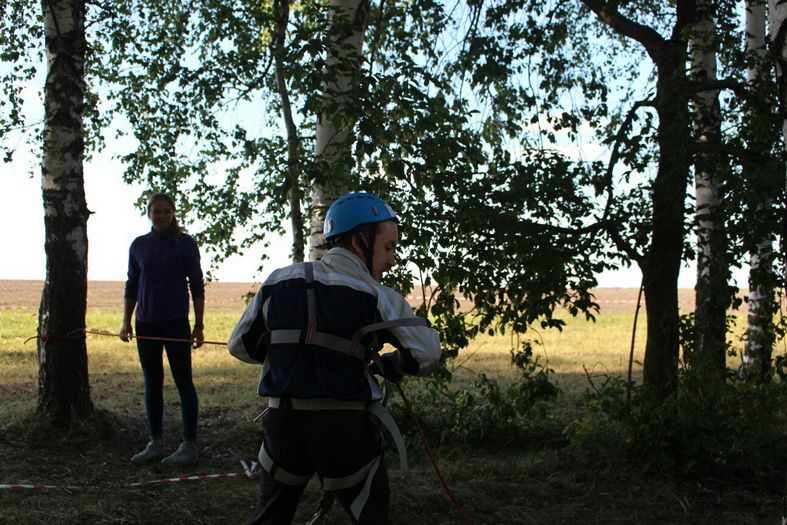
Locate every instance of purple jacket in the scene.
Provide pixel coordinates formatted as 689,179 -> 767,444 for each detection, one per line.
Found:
124,229 -> 205,323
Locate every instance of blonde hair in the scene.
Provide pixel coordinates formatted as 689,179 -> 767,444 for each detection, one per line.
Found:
147,192 -> 184,237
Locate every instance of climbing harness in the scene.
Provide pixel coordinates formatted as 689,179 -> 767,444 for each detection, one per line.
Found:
266,262 -> 425,465
258,261 -> 429,521
268,263 -> 427,365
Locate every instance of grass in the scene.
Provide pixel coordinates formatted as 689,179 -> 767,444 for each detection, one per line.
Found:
0,307 -> 781,524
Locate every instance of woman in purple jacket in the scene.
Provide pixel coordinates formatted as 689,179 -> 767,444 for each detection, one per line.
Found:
120,192 -> 205,467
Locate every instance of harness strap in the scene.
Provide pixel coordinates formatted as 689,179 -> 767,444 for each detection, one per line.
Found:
304,262 -> 317,343
368,402 -> 408,472
353,317 -> 429,338
267,397 -> 366,411
321,455 -> 381,491
258,441 -> 313,486
258,439 -> 381,520
323,455 -> 382,521
270,329 -> 362,358
269,316 -> 429,362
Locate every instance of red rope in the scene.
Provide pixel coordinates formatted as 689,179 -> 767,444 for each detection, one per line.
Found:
24,327 -> 86,345
25,328 -> 227,346
85,329 -> 227,346
396,383 -> 474,525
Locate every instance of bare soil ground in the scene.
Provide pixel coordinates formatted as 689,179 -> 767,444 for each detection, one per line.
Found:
0,280 -> 696,314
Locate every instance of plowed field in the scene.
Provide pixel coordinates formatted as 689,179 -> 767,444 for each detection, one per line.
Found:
0,280 -> 696,314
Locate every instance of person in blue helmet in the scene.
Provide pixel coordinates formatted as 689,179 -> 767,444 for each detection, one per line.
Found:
228,192 -> 441,524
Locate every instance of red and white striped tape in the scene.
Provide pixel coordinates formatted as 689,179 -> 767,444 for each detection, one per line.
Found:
0,461 -> 259,492
0,483 -> 86,492
123,472 -> 241,488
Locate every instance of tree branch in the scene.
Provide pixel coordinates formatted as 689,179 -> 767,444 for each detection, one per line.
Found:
603,98 -> 656,206
518,219 -> 605,236
580,0 -> 668,65
273,0 -> 304,261
607,226 -> 645,265
596,97 -> 653,264
686,78 -> 746,95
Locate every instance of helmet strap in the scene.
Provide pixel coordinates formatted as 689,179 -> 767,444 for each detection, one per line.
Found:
355,223 -> 378,276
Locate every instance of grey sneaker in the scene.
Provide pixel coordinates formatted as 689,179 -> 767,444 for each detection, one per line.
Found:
161,442 -> 198,467
131,441 -> 165,465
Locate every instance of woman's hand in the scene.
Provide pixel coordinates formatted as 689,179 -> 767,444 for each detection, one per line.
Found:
192,326 -> 204,349
119,321 -> 133,342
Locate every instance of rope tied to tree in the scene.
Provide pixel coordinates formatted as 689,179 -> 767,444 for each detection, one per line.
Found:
24,328 -> 227,347
24,327 -> 86,345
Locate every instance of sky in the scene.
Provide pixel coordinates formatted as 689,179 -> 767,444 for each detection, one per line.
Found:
2,149 -> 291,283
2,146 -> 708,287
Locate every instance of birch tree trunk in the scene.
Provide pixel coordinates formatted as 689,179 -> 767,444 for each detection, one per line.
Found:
37,0 -> 92,425
308,0 -> 369,260
689,0 -> 727,378
743,0 -> 775,380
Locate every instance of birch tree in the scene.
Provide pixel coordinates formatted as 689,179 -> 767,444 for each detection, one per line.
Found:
742,0 -> 777,380
308,0 -> 368,260
37,0 -> 93,425
689,0 -> 728,377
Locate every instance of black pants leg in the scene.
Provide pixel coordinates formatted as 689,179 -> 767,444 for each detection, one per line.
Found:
331,460 -> 390,525
245,468 -> 308,525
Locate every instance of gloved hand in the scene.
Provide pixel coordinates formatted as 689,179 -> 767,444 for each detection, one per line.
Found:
370,352 -> 404,383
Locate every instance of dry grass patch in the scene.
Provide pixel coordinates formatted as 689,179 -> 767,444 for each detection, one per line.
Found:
0,294 -> 782,524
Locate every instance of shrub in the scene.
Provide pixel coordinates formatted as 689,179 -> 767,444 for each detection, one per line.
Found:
566,371 -> 787,480
396,340 -> 560,445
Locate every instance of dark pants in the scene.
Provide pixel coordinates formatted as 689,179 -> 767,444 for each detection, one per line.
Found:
247,408 -> 389,525
136,318 -> 199,441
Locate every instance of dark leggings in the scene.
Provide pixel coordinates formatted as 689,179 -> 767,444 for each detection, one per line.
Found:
135,318 -> 199,441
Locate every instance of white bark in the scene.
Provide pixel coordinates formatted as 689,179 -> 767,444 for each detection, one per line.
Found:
42,0 -> 88,262
38,0 -> 92,422
308,0 -> 368,260
690,0 -> 726,372
691,2 -> 720,283
743,0 -> 773,374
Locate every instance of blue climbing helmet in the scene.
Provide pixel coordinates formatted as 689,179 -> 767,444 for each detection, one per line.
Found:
323,192 -> 398,240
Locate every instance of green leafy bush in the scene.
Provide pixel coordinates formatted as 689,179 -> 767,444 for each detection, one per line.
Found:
398,340 -> 560,445
566,372 -> 787,480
